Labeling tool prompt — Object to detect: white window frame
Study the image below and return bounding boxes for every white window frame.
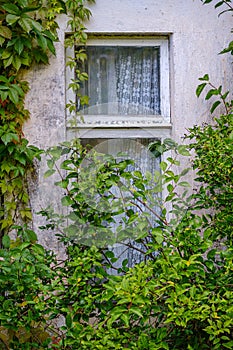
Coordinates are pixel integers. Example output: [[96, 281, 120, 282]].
[[66, 34, 172, 208], [66, 34, 171, 137]]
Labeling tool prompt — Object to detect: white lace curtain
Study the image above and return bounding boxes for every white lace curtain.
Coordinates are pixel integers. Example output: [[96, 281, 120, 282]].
[[83, 46, 160, 115]]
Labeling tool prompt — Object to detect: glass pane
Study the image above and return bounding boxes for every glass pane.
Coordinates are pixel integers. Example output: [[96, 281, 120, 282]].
[[78, 46, 160, 116], [80, 138, 161, 272]]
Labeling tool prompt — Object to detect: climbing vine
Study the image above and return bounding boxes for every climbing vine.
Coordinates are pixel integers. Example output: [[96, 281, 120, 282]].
[[0, 0, 94, 243]]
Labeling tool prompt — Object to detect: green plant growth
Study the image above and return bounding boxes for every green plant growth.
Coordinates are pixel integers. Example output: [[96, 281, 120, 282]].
[[0, 0, 232, 349], [0, 0, 66, 240], [39, 111, 232, 348]]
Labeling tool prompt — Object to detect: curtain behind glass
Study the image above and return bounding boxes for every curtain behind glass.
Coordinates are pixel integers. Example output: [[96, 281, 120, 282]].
[[80, 46, 160, 116]]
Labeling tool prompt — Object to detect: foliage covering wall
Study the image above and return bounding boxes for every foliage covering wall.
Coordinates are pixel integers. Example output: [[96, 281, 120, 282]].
[[0, 0, 232, 349]]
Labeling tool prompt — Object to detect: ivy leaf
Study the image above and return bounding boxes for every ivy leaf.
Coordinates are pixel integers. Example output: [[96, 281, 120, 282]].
[[6, 14, 20, 25], [22, 5, 42, 13], [3, 55, 13, 68], [0, 91, 8, 101], [0, 75, 9, 83], [2, 235, 10, 249], [12, 84, 24, 97], [19, 17, 33, 33], [2, 4, 20, 15], [8, 88, 19, 104], [46, 38, 56, 55], [0, 26, 12, 39], [1, 132, 19, 145], [1, 50, 11, 60], [30, 19, 43, 32], [14, 39, 24, 55], [36, 34, 47, 51], [26, 229, 37, 243], [65, 314, 73, 329], [12, 55, 22, 71]]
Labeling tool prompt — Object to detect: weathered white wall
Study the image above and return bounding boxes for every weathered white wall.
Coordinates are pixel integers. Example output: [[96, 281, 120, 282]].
[[83, 0, 232, 137], [24, 0, 233, 247]]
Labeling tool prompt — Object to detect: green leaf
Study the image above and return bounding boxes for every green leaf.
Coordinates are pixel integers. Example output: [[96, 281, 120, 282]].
[[129, 306, 143, 318], [0, 26, 12, 39], [167, 184, 174, 193], [55, 179, 69, 189], [160, 161, 167, 172], [0, 75, 9, 83], [26, 230, 37, 242], [12, 56, 22, 71], [120, 313, 129, 327], [178, 181, 190, 187], [2, 4, 20, 15], [65, 314, 73, 329], [223, 341, 233, 349], [8, 88, 19, 104], [3, 55, 13, 68], [61, 196, 73, 206], [210, 100, 221, 114], [215, 1, 224, 8], [205, 88, 219, 100], [220, 41, 233, 54], [2, 235, 10, 249], [199, 74, 209, 81], [6, 14, 20, 25], [1, 133, 19, 145], [44, 169, 56, 178], [46, 38, 56, 55], [152, 228, 164, 244], [0, 91, 8, 101], [180, 168, 190, 176], [22, 5, 42, 13], [18, 17, 33, 33], [196, 83, 207, 97], [36, 34, 47, 51], [30, 19, 43, 32], [177, 145, 190, 156], [14, 39, 24, 55]]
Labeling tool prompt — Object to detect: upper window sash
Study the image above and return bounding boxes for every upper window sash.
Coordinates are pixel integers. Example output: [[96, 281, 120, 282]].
[[66, 35, 170, 128]]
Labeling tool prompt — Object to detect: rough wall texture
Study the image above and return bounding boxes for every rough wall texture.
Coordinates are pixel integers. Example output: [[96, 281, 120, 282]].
[[23, 0, 233, 248]]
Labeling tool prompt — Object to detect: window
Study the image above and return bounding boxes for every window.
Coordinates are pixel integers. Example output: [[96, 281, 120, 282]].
[[66, 35, 170, 129], [66, 35, 171, 269], [79, 45, 160, 116]]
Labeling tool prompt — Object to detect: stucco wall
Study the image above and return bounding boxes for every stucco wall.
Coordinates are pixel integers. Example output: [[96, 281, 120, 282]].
[[23, 0, 233, 247]]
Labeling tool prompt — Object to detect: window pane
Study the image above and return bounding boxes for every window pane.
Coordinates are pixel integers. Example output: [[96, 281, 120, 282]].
[[80, 138, 161, 271], [78, 46, 160, 116]]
